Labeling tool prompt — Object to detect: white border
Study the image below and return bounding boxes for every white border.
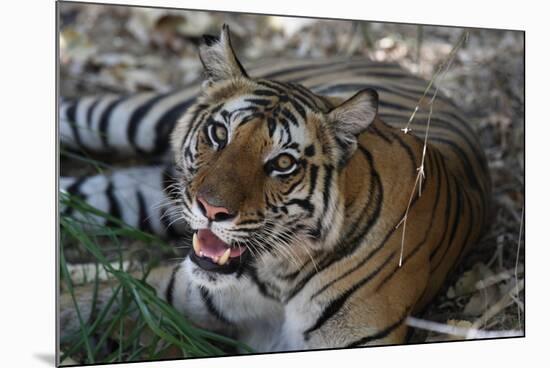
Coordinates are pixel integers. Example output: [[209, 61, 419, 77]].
[[2, 0, 547, 367]]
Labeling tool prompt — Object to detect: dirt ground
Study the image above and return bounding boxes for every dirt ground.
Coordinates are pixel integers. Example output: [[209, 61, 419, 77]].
[[59, 3, 525, 344]]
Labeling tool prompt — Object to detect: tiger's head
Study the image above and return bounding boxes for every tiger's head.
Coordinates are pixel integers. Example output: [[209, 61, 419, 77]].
[[171, 25, 378, 281]]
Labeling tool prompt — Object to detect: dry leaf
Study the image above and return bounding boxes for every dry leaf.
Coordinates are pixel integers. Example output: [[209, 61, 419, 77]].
[[463, 285, 501, 317]]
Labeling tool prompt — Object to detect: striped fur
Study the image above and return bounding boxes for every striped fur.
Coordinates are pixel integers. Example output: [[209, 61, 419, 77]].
[[60, 26, 491, 352]]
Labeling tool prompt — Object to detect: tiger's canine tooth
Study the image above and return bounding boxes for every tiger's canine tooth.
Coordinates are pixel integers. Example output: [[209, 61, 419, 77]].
[[192, 232, 201, 255], [218, 248, 231, 266]]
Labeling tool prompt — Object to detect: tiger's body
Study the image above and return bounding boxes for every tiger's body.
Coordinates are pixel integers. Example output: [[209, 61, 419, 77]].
[[60, 26, 491, 351]]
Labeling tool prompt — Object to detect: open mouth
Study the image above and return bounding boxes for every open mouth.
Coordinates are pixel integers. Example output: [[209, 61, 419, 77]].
[[190, 229, 247, 274]]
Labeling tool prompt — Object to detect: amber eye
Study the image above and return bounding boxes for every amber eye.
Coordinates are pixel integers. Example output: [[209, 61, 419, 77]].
[[207, 123, 228, 149], [269, 153, 297, 175]]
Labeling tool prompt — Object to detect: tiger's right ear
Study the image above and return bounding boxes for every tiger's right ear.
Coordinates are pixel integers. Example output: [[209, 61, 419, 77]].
[[198, 24, 248, 84], [327, 89, 379, 166]]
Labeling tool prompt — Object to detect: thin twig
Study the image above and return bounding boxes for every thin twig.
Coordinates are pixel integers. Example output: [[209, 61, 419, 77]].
[[470, 279, 524, 332], [407, 316, 523, 340]]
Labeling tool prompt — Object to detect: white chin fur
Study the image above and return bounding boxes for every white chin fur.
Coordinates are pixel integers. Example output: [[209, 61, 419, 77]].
[[183, 257, 238, 290]]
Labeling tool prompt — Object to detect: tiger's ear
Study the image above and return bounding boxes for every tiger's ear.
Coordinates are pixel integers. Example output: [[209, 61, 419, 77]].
[[327, 89, 378, 165], [198, 24, 248, 84]]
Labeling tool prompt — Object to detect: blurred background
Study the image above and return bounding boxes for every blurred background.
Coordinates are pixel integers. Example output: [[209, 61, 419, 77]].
[[58, 0, 524, 356]]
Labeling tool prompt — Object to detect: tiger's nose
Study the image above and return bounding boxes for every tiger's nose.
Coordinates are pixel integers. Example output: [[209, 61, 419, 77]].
[[197, 196, 236, 222]]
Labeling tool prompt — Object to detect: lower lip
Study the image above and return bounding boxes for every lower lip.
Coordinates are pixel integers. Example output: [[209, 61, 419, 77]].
[[190, 251, 247, 274]]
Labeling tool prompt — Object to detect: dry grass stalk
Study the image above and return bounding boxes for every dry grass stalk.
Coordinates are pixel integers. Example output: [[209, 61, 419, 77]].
[[474, 265, 523, 290], [513, 205, 524, 331], [396, 31, 469, 266]]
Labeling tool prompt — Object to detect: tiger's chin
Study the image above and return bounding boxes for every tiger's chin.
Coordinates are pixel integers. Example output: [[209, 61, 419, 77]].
[[189, 229, 249, 275]]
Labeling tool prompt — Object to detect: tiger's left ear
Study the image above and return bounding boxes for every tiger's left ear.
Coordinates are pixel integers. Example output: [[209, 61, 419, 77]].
[[198, 24, 249, 84], [327, 89, 379, 165]]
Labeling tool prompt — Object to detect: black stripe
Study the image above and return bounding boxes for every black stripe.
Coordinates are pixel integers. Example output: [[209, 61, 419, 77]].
[[307, 164, 319, 197], [281, 107, 299, 127], [245, 266, 279, 300], [429, 149, 453, 260], [345, 309, 409, 347], [344, 146, 383, 243], [381, 111, 483, 168], [256, 80, 289, 95], [136, 191, 153, 234], [160, 206, 179, 238], [97, 96, 128, 149], [303, 251, 396, 339], [313, 82, 462, 118], [199, 286, 233, 326], [252, 88, 278, 96], [429, 136, 485, 194], [382, 113, 477, 145], [314, 82, 435, 100], [268, 60, 418, 82], [127, 92, 173, 153], [374, 148, 442, 292], [281, 175, 304, 196], [238, 110, 263, 127], [286, 198, 314, 214], [179, 103, 209, 152], [65, 102, 84, 149], [378, 100, 474, 140], [320, 164, 334, 214], [284, 146, 382, 302], [368, 124, 392, 143], [152, 99, 194, 155], [275, 260, 312, 281], [287, 83, 318, 111], [310, 141, 424, 300], [266, 116, 277, 137], [294, 69, 426, 87], [86, 98, 101, 128], [261, 59, 352, 79], [165, 264, 181, 306], [389, 131, 418, 177], [431, 172, 464, 273], [304, 165, 324, 241], [290, 83, 327, 111], [289, 98, 307, 120], [450, 188, 476, 270], [65, 176, 87, 197], [105, 180, 121, 228], [63, 176, 88, 217], [245, 98, 272, 106]]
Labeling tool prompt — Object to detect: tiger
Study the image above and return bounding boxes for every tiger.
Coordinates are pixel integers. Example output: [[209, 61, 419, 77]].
[[60, 25, 491, 352]]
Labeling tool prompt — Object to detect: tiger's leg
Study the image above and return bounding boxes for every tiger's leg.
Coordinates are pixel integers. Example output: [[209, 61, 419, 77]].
[[59, 263, 238, 343], [60, 258, 286, 352], [154, 257, 286, 350], [60, 165, 188, 237], [279, 251, 431, 350]]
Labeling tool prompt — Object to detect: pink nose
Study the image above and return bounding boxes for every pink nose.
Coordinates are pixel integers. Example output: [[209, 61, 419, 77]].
[[197, 196, 232, 221]]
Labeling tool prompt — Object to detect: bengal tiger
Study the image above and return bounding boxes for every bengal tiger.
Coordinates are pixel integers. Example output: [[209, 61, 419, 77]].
[[60, 25, 491, 352]]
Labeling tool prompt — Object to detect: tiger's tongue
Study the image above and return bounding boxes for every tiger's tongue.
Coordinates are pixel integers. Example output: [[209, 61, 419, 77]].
[[197, 229, 244, 259]]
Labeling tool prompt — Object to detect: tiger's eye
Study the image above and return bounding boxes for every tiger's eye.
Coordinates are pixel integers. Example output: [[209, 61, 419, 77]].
[[274, 154, 295, 171], [208, 123, 228, 149], [214, 125, 227, 142]]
